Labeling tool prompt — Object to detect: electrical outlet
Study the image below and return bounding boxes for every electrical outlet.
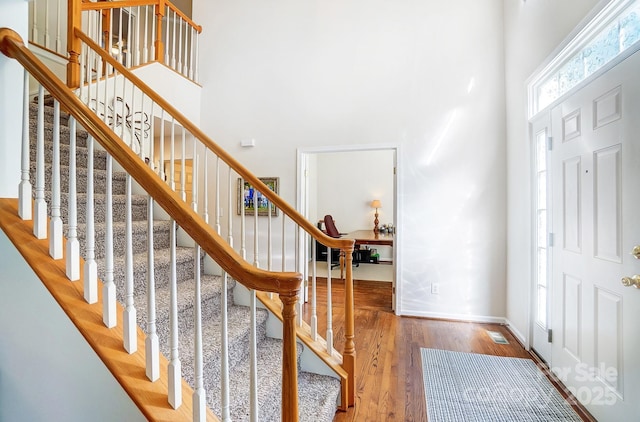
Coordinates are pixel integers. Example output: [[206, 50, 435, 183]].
[[431, 283, 440, 295]]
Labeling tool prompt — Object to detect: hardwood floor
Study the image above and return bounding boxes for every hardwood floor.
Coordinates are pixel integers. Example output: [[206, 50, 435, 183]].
[[301, 278, 584, 422]]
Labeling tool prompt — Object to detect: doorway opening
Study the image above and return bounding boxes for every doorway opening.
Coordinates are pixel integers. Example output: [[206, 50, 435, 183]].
[[297, 145, 400, 313]]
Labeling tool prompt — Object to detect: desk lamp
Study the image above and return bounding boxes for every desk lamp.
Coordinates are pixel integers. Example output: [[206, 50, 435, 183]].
[[371, 199, 382, 233]]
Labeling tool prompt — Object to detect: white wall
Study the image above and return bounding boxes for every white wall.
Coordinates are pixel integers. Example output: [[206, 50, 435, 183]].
[[314, 150, 394, 233], [133, 62, 202, 125], [194, 0, 508, 319], [0, 0, 28, 198], [0, 231, 146, 422], [503, 0, 605, 342]]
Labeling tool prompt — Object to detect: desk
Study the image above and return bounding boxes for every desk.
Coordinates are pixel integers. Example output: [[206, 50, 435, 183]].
[[338, 230, 394, 278], [343, 230, 394, 247]]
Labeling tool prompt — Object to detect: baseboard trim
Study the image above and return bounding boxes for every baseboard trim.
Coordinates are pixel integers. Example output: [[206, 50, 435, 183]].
[[401, 310, 507, 325], [504, 318, 528, 349]]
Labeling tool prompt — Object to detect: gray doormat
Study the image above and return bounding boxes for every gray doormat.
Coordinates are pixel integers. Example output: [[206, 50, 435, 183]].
[[420, 348, 582, 421]]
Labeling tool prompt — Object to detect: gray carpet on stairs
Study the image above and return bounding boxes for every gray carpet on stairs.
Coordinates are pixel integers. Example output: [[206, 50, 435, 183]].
[[30, 99, 341, 421]]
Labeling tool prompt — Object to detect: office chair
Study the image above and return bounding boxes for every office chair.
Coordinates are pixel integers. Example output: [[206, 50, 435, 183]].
[[323, 215, 359, 270]]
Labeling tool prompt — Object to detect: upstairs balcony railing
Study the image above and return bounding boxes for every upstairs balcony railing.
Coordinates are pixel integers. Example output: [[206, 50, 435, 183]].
[[29, 0, 201, 86]]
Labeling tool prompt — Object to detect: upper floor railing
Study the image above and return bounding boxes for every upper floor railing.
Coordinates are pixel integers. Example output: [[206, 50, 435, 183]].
[[29, 0, 201, 86]]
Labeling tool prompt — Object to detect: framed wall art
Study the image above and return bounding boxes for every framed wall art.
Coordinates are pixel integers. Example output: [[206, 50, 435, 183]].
[[237, 177, 279, 216]]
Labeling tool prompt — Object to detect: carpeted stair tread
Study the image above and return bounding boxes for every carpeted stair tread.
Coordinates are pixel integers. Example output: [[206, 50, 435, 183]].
[[30, 162, 128, 196], [29, 100, 72, 128], [97, 246, 198, 297], [44, 191, 148, 224], [297, 372, 341, 422], [31, 139, 108, 171], [176, 305, 270, 387], [134, 274, 234, 339], [29, 117, 89, 148], [75, 219, 172, 259]]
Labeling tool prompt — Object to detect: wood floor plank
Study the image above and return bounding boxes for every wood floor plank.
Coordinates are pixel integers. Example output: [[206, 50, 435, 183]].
[[302, 277, 593, 422]]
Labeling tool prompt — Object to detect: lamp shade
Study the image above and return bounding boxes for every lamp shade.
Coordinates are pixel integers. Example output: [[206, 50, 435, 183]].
[[371, 199, 382, 209]]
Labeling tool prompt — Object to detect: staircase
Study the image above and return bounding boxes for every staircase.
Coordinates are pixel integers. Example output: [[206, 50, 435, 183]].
[[29, 98, 341, 421]]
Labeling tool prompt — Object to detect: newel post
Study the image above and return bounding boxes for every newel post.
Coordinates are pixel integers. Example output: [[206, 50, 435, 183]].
[[154, 0, 165, 63], [343, 248, 356, 406], [280, 292, 300, 422], [66, 0, 81, 88]]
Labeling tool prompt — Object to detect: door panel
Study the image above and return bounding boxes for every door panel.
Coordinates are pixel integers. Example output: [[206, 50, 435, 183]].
[[550, 50, 640, 420], [563, 156, 582, 253]]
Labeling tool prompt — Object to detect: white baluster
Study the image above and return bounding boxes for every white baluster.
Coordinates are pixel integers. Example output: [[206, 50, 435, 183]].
[[139, 94, 146, 158], [31, 0, 38, 45], [95, 50, 103, 118], [202, 150, 209, 224], [326, 250, 334, 356], [112, 69, 118, 131], [171, 9, 177, 70], [191, 135, 197, 211], [268, 202, 273, 300], [240, 178, 246, 260], [164, 6, 169, 65], [189, 27, 195, 81], [118, 7, 123, 65], [267, 202, 272, 270], [135, 6, 141, 66], [65, 117, 80, 281], [129, 81, 136, 153], [194, 31, 199, 82], [33, 86, 47, 239], [215, 157, 221, 234], [55, 0, 62, 53], [220, 268, 231, 422], [49, 100, 62, 259], [44, 0, 50, 49], [84, 136, 98, 304], [253, 191, 259, 268], [170, 118, 175, 190], [103, 155, 117, 328], [150, 6, 156, 61], [250, 191, 259, 421], [250, 286, 258, 422], [146, 133, 160, 381], [168, 219, 182, 409], [177, 18, 183, 75], [19, 69, 32, 221], [180, 129, 186, 201], [281, 216, 286, 271], [193, 242, 205, 422], [127, 7, 133, 68], [124, 175, 137, 353], [311, 241, 318, 340], [159, 109, 165, 182], [227, 168, 234, 248], [220, 166, 234, 422], [143, 5, 149, 64], [79, 42, 86, 103], [296, 227, 303, 327]]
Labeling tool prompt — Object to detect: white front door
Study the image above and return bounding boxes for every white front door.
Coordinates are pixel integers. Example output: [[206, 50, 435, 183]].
[[550, 50, 640, 420]]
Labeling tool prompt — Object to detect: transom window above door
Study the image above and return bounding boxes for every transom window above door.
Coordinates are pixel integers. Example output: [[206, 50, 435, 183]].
[[529, 0, 640, 116]]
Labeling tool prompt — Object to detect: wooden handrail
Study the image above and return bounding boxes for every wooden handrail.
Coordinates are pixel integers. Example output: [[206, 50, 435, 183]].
[[166, 0, 202, 33], [74, 28, 354, 254], [80, 0, 202, 33], [0, 27, 301, 296], [74, 26, 357, 406]]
